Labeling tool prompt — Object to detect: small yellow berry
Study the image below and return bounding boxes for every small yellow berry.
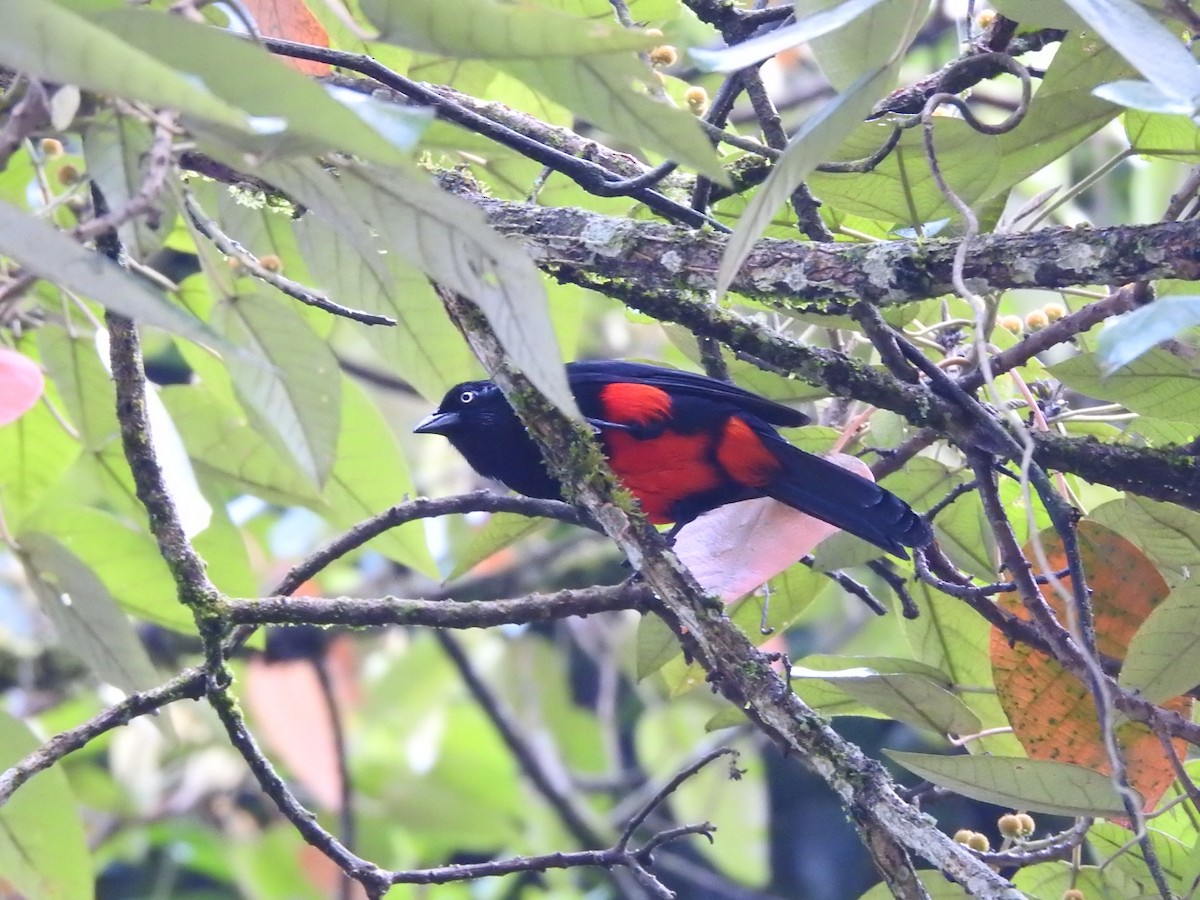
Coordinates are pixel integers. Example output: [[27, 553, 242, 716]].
[[966, 832, 990, 852], [997, 314, 1024, 334], [1062, 890, 1085, 900], [649, 45, 678, 67], [684, 86, 710, 116], [1016, 813, 1035, 835], [40, 138, 64, 157], [1044, 302, 1067, 323], [977, 9, 997, 29], [952, 829, 974, 844], [1025, 309, 1049, 331], [258, 254, 283, 273], [56, 164, 81, 186], [645, 28, 664, 39], [997, 814, 1023, 837]]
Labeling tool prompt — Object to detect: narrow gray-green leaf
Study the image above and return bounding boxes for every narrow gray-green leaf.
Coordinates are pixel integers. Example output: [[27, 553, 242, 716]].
[[1090, 496, 1200, 576], [0, 0, 250, 131], [340, 165, 579, 418], [808, 0, 929, 91], [1095, 79, 1199, 115], [791, 663, 979, 735], [717, 62, 899, 296], [447, 513, 546, 581], [1062, 0, 1200, 110], [214, 294, 341, 487], [886, 751, 1129, 817], [1120, 581, 1200, 704], [690, 0, 887, 72], [0, 200, 215, 345], [0, 711, 93, 900], [19, 534, 160, 694], [1051, 350, 1200, 423], [1096, 295, 1200, 373]]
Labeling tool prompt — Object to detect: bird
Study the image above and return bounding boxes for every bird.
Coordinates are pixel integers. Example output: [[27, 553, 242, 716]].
[[414, 360, 933, 559]]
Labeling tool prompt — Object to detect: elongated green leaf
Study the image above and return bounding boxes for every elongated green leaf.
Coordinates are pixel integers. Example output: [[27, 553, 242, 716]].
[[637, 614, 682, 680], [160, 382, 323, 506], [1090, 496, 1200, 576], [83, 111, 173, 260], [21, 505, 193, 633], [323, 378, 437, 577], [214, 294, 341, 487], [1096, 296, 1200, 373], [337, 165, 578, 418], [19, 534, 161, 694], [1062, 0, 1200, 110], [1051, 350, 1200, 424], [1120, 581, 1200, 704], [1011, 864, 1119, 900], [0, 711, 93, 900], [1089, 822, 1195, 896], [0, 201, 215, 345], [792, 660, 979, 735], [91, 9, 423, 163], [447, 513, 546, 580], [904, 582, 1024, 756], [809, 0, 929, 91], [886, 751, 1129, 817], [0, 0, 251, 131], [1125, 109, 1200, 159], [293, 215, 481, 402], [1096, 79, 1199, 115], [717, 62, 900, 295], [690, 0, 888, 72], [36, 329, 119, 452], [362, 0, 725, 181]]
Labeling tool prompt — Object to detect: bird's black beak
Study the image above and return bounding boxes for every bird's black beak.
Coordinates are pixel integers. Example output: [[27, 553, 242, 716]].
[[413, 411, 461, 435]]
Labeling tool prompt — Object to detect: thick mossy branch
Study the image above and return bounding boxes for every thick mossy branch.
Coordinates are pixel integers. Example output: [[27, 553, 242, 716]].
[[438, 289, 1023, 900], [441, 171, 1200, 312]]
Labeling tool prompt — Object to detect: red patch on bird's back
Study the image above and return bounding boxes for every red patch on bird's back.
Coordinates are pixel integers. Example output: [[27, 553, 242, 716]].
[[603, 429, 721, 523], [599, 382, 671, 426], [716, 416, 780, 487]]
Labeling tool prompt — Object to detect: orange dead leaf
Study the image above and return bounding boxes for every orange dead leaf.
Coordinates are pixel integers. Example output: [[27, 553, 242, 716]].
[[241, 0, 331, 76], [990, 521, 1189, 812]]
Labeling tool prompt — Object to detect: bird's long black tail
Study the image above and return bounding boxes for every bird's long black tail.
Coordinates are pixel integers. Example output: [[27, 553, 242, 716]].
[[765, 445, 933, 559]]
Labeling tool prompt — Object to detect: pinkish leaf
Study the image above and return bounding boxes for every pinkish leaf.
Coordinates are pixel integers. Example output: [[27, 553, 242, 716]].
[[0, 349, 44, 426]]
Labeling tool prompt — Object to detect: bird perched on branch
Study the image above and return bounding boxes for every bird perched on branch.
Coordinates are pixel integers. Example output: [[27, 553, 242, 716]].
[[415, 360, 932, 559]]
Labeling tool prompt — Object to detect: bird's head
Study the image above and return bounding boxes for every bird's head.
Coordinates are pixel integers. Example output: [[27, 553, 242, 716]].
[[413, 379, 506, 436]]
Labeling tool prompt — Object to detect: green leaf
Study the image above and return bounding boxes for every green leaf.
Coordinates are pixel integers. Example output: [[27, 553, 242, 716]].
[[362, 0, 725, 181], [213, 294, 342, 487], [322, 378, 437, 577], [792, 657, 980, 735], [690, 0, 888, 72], [337, 165, 578, 418], [0, 710, 93, 900], [1120, 581, 1200, 704], [1125, 109, 1200, 159], [1090, 496, 1200, 576], [293, 214, 481, 402], [808, 0, 928, 91], [855, 872, 970, 899], [21, 505, 193, 633], [18, 533, 161, 693], [885, 751, 1129, 817], [1096, 296, 1200, 373], [36, 329, 119, 453], [160, 380, 322, 507], [808, 118, 1002, 228], [1051, 350, 1200, 423], [0, 200, 215, 346], [83, 111, 173, 260], [0, 0, 251, 132], [904, 581, 1024, 756], [636, 614, 682, 680], [1012, 864, 1121, 900], [90, 9, 420, 163], [1089, 822, 1195, 896], [447, 513, 546, 580], [1061, 0, 1200, 110], [717, 61, 902, 295]]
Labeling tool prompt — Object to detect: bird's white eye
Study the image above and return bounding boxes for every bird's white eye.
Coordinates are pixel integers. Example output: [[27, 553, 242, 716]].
[[459, 389, 477, 404]]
